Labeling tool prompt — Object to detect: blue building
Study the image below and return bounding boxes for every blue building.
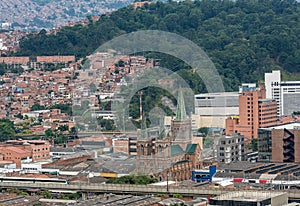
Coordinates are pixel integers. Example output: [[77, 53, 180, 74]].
[[191, 165, 216, 182]]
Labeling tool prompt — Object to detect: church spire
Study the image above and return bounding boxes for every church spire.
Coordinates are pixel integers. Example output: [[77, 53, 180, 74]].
[[158, 117, 166, 140], [140, 113, 148, 139], [175, 88, 187, 121]]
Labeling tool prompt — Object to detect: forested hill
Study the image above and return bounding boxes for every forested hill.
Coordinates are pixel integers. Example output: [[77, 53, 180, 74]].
[[17, 0, 300, 91]]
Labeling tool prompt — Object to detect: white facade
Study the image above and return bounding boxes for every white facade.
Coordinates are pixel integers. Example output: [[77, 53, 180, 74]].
[[92, 110, 116, 120], [265, 70, 300, 116], [215, 134, 244, 164], [21, 160, 53, 174], [195, 92, 239, 116], [0, 162, 17, 174], [194, 92, 239, 128]]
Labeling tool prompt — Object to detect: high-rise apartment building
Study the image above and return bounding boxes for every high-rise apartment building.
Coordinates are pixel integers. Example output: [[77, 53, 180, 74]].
[[258, 122, 300, 163], [226, 84, 278, 142], [265, 70, 300, 117], [215, 133, 244, 164]]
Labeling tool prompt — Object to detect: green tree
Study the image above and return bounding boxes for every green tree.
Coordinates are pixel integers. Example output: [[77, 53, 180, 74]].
[[44, 128, 54, 139], [89, 82, 97, 93], [49, 104, 72, 116], [0, 118, 16, 142], [31, 104, 46, 111], [70, 127, 77, 137], [251, 138, 258, 152], [198, 127, 209, 136], [107, 174, 158, 185], [38, 190, 52, 199], [58, 125, 69, 132]]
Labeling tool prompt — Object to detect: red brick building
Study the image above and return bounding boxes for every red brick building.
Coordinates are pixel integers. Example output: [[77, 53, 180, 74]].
[[0, 140, 51, 168], [36, 55, 75, 63], [226, 84, 278, 142], [0, 146, 31, 168], [0, 56, 29, 65], [258, 122, 300, 162]]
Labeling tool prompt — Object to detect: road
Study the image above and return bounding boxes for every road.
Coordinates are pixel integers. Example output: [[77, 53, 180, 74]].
[[1, 182, 300, 199]]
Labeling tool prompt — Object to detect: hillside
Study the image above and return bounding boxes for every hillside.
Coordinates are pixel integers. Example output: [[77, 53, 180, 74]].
[[0, 0, 133, 30], [17, 0, 300, 92]]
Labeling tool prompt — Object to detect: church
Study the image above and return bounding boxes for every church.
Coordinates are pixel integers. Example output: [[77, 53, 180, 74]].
[[136, 90, 202, 181]]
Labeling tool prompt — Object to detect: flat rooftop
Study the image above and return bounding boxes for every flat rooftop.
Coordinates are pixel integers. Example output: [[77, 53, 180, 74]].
[[260, 122, 300, 130], [195, 92, 239, 97], [212, 191, 286, 202]]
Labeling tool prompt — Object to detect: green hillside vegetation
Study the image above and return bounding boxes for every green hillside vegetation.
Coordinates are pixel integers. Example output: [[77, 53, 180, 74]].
[[15, 0, 300, 126], [18, 0, 300, 89]]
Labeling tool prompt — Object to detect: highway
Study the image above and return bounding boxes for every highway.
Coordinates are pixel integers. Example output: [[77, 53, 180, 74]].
[[1, 182, 300, 199]]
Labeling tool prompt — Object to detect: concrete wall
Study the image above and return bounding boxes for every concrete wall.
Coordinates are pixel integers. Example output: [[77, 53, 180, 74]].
[[271, 192, 288, 206], [198, 115, 227, 128]]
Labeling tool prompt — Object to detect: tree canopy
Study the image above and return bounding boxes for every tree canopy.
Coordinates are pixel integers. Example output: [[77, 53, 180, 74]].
[[0, 118, 16, 142], [15, 0, 300, 126], [18, 0, 300, 92], [106, 174, 158, 185]]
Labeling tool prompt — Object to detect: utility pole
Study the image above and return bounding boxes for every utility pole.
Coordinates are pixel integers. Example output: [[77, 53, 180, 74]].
[[139, 91, 143, 123], [167, 170, 169, 194]]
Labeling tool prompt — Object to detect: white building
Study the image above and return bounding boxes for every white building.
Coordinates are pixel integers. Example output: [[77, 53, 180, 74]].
[[214, 133, 244, 164], [265, 70, 300, 116], [194, 92, 239, 128]]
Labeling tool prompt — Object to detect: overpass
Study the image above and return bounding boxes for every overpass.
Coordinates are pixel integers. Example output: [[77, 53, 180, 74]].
[[1, 182, 300, 199]]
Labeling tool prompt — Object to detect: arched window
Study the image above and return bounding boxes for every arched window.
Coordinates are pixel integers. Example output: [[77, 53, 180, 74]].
[[140, 144, 144, 155], [158, 145, 162, 153]]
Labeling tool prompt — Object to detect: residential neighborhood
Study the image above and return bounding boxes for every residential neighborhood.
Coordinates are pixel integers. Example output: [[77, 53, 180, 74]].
[[0, 0, 300, 205]]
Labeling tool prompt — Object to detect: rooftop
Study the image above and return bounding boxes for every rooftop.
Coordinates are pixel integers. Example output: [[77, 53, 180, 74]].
[[185, 144, 197, 153], [170, 145, 184, 156], [211, 191, 286, 202], [260, 122, 300, 130], [195, 92, 239, 97], [6, 147, 30, 154]]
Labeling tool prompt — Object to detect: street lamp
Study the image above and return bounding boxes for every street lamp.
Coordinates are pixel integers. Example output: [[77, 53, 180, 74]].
[[166, 170, 171, 194]]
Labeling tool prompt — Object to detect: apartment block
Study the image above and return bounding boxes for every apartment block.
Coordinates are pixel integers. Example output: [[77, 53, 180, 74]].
[[36, 55, 75, 63], [0, 140, 51, 168], [132, 1, 153, 9], [0, 56, 30, 65], [226, 84, 278, 142], [265, 70, 300, 116], [0, 146, 31, 168], [112, 136, 137, 156], [215, 133, 244, 164], [258, 122, 300, 163]]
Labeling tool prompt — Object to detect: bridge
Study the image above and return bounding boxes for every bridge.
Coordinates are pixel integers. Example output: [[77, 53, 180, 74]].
[[1, 182, 300, 199]]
